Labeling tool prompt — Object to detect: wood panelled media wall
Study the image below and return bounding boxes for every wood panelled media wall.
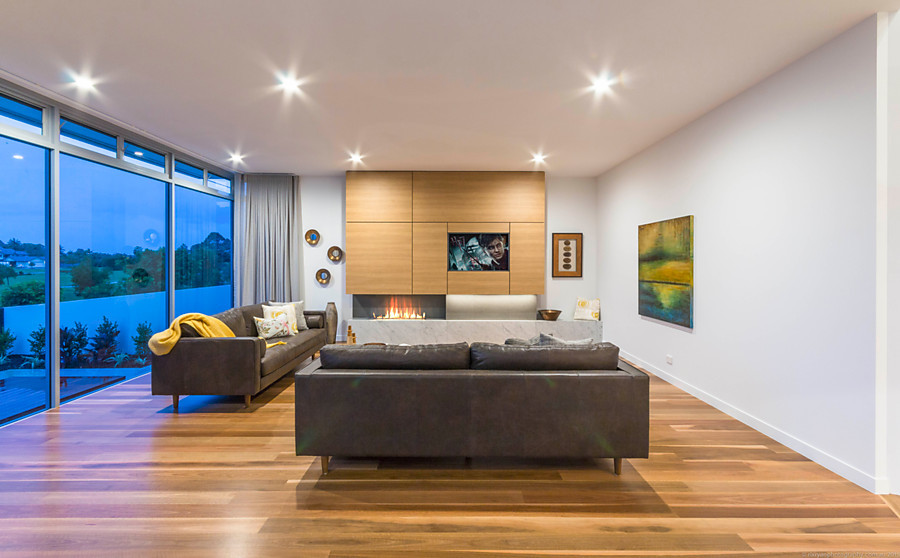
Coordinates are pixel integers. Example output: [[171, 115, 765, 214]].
[[346, 171, 545, 295]]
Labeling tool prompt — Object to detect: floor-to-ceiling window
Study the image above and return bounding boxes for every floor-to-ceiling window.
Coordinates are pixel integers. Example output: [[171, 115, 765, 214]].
[[174, 186, 233, 316], [0, 134, 48, 424], [0, 85, 235, 426], [58, 154, 168, 399]]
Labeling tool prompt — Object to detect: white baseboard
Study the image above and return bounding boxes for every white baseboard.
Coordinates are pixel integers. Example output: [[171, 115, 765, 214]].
[[619, 350, 888, 493]]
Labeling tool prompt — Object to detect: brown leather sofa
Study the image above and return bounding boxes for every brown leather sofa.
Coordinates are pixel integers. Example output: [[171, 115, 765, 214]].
[[152, 303, 327, 412], [295, 341, 649, 475]]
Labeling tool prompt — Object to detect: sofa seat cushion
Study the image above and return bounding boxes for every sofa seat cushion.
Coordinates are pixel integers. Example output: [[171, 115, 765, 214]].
[[470, 342, 619, 370], [320, 342, 470, 370], [261, 329, 325, 376]]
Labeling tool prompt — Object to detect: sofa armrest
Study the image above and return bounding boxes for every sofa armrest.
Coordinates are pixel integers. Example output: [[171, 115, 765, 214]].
[[151, 336, 265, 396], [304, 310, 326, 329], [295, 357, 322, 377]]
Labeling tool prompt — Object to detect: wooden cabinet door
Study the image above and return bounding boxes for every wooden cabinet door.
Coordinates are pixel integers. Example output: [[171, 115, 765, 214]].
[[413, 223, 447, 294], [509, 222, 545, 294], [447, 272, 509, 295], [346, 222, 412, 294], [346, 171, 412, 222], [413, 172, 544, 223]]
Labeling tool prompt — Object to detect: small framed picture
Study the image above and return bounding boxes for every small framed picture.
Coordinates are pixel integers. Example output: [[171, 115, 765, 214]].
[[552, 233, 582, 277]]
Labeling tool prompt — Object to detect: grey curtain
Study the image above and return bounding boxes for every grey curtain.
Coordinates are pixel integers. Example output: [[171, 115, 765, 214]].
[[237, 174, 303, 304]]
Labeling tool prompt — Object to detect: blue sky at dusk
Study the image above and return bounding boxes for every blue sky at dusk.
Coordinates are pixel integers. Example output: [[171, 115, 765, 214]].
[[0, 137, 46, 245], [0, 136, 230, 254]]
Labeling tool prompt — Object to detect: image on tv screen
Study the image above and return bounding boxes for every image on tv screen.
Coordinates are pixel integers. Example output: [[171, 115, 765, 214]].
[[448, 233, 509, 271]]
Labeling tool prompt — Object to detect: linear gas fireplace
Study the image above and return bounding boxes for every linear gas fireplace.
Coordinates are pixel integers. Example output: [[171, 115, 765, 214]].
[[352, 295, 447, 320]]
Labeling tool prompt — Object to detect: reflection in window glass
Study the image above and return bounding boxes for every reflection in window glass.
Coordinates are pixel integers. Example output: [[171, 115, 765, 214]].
[[207, 172, 231, 194], [59, 154, 166, 401], [174, 187, 232, 316], [60, 119, 117, 158], [0, 94, 42, 135], [124, 142, 165, 172], [0, 136, 48, 425], [174, 160, 203, 185]]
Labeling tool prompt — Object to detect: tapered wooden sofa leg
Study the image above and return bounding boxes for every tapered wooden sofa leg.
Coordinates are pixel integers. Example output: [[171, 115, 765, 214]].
[[172, 395, 179, 413], [614, 457, 623, 475], [321, 456, 330, 475], [244, 394, 251, 408]]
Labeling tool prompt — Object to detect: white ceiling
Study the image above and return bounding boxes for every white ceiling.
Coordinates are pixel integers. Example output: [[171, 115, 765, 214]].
[[1, 0, 898, 177]]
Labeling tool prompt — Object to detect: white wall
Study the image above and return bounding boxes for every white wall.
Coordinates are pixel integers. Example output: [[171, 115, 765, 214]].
[[595, 18, 879, 490], [542, 176, 600, 319], [299, 176, 351, 341], [883, 11, 900, 495]]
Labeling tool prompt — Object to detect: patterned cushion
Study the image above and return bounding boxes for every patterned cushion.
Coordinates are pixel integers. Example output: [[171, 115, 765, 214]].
[[268, 301, 309, 331], [574, 297, 600, 320], [262, 304, 299, 335], [253, 315, 291, 340]]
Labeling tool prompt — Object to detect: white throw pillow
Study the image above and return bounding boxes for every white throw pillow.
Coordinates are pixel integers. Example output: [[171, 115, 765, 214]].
[[253, 315, 291, 339], [262, 304, 299, 334], [268, 300, 309, 331], [573, 297, 600, 321]]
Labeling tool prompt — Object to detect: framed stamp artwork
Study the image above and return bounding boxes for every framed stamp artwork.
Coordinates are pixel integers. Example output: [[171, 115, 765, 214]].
[[552, 233, 582, 277]]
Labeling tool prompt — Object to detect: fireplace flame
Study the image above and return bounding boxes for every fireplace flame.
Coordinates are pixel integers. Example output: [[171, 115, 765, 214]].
[[373, 296, 426, 320]]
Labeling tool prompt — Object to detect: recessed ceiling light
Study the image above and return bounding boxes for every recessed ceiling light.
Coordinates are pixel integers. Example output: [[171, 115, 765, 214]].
[[348, 152, 364, 164], [228, 153, 244, 164], [71, 73, 97, 91], [12, 154, 23, 160], [277, 72, 303, 93], [134, 151, 144, 157], [590, 73, 618, 95], [531, 152, 546, 164]]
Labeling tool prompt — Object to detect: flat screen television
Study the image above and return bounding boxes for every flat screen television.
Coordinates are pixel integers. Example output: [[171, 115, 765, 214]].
[[448, 233, 509, 271]]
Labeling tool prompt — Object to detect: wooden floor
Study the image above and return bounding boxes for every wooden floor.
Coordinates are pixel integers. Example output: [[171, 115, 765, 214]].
[[0, 364, 898, 557]]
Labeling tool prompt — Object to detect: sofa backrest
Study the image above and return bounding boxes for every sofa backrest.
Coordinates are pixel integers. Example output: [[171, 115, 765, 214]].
[[320, 343, 470, 369], [212, 306, 250, 337], [469, 342, 620, 370]]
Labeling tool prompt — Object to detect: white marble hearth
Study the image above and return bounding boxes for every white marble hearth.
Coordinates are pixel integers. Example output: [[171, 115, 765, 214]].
[[347, 319, 602, 345]]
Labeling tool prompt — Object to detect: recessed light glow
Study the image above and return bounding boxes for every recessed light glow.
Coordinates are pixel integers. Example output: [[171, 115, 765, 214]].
[[228, 153, 244, 164], [348, 152, 364, 164], [590, 73, 618, 95], [12, 154, 23, 160], [71, 73, 97, 91], [531, 152, 546, 164], [277, 72, 303, 93], [133, 151, 144, 157]]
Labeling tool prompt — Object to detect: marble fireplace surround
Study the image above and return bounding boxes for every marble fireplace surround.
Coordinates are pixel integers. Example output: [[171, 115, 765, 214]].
[[347, 318, 603, 345], [348, 294, 602, 345]]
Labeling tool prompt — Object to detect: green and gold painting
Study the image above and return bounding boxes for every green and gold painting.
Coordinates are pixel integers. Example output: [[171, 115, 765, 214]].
[[638, 215, 693, 328]]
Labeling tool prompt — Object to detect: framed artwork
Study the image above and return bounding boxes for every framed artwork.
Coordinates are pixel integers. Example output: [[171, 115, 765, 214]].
[[638, 215, 693, 328], [552, 233, 582, 277]]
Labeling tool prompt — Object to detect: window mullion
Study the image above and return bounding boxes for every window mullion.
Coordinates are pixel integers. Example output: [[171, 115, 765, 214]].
[[46, 106, 61, 409]]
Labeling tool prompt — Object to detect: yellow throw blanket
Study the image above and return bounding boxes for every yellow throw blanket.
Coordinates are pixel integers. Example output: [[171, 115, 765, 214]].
[[149, 313, 235, 356]]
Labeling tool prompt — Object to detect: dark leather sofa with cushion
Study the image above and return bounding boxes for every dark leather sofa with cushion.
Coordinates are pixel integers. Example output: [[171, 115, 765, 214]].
[[152, 303, 327, 412], [295, 341, 649, 475]]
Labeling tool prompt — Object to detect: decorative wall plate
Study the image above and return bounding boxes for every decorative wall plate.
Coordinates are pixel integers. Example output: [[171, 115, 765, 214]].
[[327, 246, 343, 262], [305, 229, 320, 245], [315, 268, 331, 285]]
